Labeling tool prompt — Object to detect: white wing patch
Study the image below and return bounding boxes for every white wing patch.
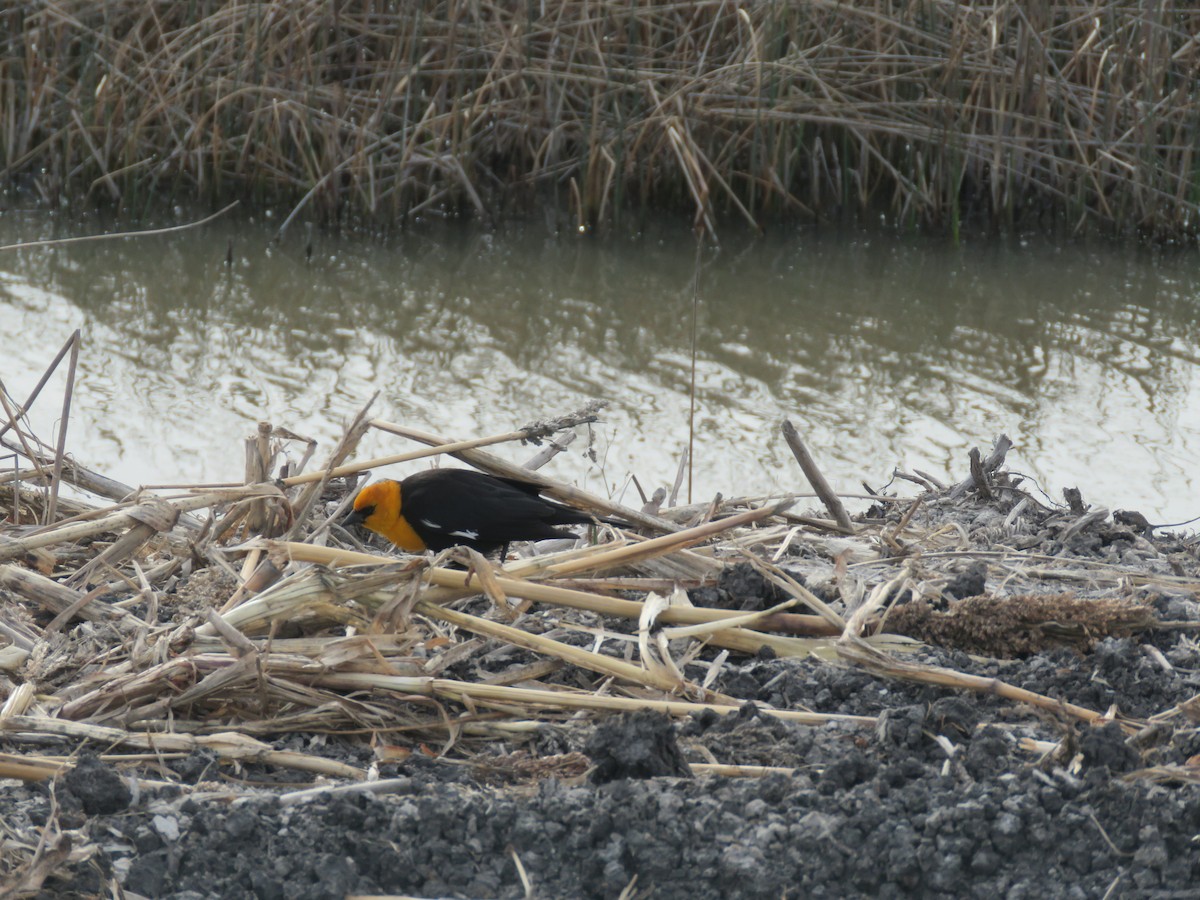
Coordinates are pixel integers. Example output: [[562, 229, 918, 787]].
[[422, 518, 480, 541]]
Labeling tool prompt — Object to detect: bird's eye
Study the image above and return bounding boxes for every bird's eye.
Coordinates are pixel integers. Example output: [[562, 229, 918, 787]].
[[360, 505, 376, 517]]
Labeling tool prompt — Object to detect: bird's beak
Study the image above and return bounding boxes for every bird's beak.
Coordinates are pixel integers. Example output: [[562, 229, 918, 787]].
[[343, 508, 367, 528]]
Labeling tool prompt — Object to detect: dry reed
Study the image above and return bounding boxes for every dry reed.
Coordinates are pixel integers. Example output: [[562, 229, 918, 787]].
[[0, 342, 1183, 801], [2, 2, 1199, 235]]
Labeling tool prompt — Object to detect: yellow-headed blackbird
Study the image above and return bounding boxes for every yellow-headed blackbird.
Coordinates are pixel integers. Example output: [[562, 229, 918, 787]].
[[343, 468, 600, 555]]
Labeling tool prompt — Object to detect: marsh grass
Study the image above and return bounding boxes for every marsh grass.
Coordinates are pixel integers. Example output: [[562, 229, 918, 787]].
[[2, 3, 1199, 233]]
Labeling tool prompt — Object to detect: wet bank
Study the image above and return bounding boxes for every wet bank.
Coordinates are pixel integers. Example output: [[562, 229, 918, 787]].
[[3, 431, 1200, 898]]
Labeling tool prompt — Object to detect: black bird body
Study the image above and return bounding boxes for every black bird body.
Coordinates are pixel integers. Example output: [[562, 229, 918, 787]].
[[344, 468, 597, 555]]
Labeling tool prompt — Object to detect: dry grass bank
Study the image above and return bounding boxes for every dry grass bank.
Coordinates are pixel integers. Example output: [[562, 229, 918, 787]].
[[1, 1, 1198, 235]]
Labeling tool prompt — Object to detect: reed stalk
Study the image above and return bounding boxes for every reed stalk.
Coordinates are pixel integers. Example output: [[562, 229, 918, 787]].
[[1, 2, 1197, 234], [0, 351, 1168, 792]]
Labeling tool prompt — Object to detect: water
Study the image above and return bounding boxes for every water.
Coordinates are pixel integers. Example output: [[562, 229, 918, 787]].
[[2, 209, 1199, 522]]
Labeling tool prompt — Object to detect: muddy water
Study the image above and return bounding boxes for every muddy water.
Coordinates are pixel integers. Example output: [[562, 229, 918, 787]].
[[1, 210, 1199, 521]]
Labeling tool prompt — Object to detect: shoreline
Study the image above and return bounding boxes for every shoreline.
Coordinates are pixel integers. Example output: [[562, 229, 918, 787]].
[[2, 405, 1199, 894], [3, 2, 1199, 238]]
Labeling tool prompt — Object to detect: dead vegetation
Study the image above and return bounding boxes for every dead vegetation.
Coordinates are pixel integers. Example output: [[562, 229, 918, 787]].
[[4, 336, 1200, 888], [2, 2, 1200, 235], [888, 592, 1157, 657], [1, 337, 1196, 800]]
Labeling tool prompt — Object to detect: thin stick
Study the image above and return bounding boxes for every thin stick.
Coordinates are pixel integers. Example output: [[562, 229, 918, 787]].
[[0, 202, 240, 253], [837, 635, 1117, 728], [0, 333, 79, 444], [533, 498, 793, 578], [44, 330, 80, 526], [835, 570, 1119, 728], [688, 238, 702, 505], [0, 715, 364, 780], [283, 406, 598, 488], [781, 419, 854, 532], [690, 763, 798, 777], [317, 673, 876, 728], [280, 424, 532, 486], [283, 395, 376, 541]]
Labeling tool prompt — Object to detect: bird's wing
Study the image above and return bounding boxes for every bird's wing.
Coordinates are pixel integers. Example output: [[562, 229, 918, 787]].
[[405, 472, 584, 545]]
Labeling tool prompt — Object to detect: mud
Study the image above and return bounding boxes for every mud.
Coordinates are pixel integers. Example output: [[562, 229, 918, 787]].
[[7, 629, 1200, 899]]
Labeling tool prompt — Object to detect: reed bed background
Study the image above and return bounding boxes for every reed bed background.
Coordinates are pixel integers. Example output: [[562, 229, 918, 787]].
[[2, 1, 1199, 235]]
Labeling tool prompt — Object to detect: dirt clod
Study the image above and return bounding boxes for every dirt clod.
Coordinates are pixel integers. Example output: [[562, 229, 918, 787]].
[[586, 709, 693, 782], [63, 752, 131, 816]]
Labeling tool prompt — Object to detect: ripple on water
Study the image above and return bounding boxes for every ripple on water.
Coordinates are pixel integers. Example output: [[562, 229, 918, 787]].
[[1, 219, 1199, 521]]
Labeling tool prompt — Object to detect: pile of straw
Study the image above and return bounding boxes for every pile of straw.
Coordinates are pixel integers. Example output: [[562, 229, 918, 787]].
[[2, 339, 1186, 803], [2, 2, 1199, 234]]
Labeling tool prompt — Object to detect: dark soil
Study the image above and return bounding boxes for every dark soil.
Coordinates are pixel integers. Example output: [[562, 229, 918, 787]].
[[6, 628, 1200, 898], [49, 738, 1200, 899]]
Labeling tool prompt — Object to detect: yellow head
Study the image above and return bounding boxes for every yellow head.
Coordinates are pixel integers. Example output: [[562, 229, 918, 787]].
[[344, 480, 427, 552]]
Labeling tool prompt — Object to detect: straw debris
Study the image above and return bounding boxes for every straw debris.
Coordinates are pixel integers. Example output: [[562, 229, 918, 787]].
[[3, 344, 1200, 895], [888, 592, 1157, 658]]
